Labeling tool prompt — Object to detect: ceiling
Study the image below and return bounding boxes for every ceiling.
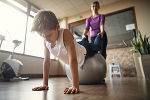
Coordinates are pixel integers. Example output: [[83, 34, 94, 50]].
[[25, 0, 121, 19]]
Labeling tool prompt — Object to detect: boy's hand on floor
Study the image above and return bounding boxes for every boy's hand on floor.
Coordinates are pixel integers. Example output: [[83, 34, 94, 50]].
[[32, 86, 49, 91], [64, 87, 80, 94]]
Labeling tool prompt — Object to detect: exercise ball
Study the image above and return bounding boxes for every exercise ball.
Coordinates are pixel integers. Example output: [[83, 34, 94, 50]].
[[65, 53, 106, 84]]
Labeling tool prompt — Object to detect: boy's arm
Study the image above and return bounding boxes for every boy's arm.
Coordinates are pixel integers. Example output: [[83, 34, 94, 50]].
[[63, 29, 79, 94], [32, 40, 50, 91], [43, 40, 50, 86]]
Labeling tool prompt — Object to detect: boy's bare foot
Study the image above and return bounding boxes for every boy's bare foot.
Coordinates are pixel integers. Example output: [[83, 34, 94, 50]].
[[64, 87, 80, 94], [32, 86, 49, 91]]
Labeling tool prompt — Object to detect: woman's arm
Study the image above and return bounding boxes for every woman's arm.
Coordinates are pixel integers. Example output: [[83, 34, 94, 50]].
[[99, 15, 105, 38], [100, 25, 104, 38], [83, 18, 90, 37], [83, 29, 89, 37], [32, 40, 50, 91], [63, 29, 79, 94]]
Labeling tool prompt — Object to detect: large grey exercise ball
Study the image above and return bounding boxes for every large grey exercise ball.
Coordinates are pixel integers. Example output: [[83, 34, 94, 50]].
[[65, 53, 106, 84]]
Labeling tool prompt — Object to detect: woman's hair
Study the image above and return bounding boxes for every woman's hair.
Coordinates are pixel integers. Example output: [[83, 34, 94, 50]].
[[92, 1, 100, 8], [31, 10, 59, 33]]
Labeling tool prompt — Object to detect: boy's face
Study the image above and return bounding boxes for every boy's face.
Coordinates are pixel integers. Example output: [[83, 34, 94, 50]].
[[40, 24, 60, 44], [41, 28, 58, 44]]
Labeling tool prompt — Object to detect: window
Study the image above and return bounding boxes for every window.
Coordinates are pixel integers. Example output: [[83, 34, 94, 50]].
[[0, 1, 26, 53]]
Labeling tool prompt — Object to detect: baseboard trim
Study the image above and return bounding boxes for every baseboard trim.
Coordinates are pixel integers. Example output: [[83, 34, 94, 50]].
[[0, 74, 67, 78], [21, 74, 67, 78]]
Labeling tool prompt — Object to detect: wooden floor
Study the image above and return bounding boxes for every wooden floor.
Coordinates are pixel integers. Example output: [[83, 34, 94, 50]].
[[0, 77, 150, 100]]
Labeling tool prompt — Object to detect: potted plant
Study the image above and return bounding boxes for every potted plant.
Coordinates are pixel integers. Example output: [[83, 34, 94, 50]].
[[131, 31, 150, 81]]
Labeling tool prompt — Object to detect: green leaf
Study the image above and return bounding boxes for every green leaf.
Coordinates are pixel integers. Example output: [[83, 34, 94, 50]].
[[131, 30, 150, 55]]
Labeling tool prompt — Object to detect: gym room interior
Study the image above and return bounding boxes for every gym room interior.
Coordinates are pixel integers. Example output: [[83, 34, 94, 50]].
[[0, 0, 150, 100]]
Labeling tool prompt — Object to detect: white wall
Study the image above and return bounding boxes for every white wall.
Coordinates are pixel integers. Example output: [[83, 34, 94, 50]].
[[0, 51, 66, 75]]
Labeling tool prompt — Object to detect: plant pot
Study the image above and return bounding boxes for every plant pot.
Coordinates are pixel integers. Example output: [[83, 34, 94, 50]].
[[133, 53, 150, 81], [133, 53, 144, 79], [139, 54, 150, 81]]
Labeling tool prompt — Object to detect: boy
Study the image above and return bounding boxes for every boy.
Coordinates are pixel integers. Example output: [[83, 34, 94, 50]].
[[31, 10, 98, 94]]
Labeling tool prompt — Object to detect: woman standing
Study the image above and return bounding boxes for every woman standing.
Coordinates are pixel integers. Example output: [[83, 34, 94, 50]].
[[83, 1, 108, 59]]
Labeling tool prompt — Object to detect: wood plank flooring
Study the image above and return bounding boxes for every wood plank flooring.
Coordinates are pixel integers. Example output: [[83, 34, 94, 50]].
[[0, 77, 150, 100]]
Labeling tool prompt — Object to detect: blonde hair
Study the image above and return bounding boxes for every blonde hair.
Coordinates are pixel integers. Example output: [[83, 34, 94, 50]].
[[31, 10, 59, 33]]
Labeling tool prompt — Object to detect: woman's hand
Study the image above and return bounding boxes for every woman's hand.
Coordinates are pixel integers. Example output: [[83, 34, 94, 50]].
[[83, 30, 89, 37], [32, 86, 49, 91], [99, 32, 104, 38], [100, 25, 104, 38], [64, 86, 80, 94]]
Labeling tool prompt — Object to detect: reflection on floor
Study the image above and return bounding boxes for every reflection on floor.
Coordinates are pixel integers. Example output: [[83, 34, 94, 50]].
[[0, 77, 150, 100]]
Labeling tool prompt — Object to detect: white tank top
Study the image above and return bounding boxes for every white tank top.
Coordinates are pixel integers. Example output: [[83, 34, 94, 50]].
[[46, 28, 87, 68]]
